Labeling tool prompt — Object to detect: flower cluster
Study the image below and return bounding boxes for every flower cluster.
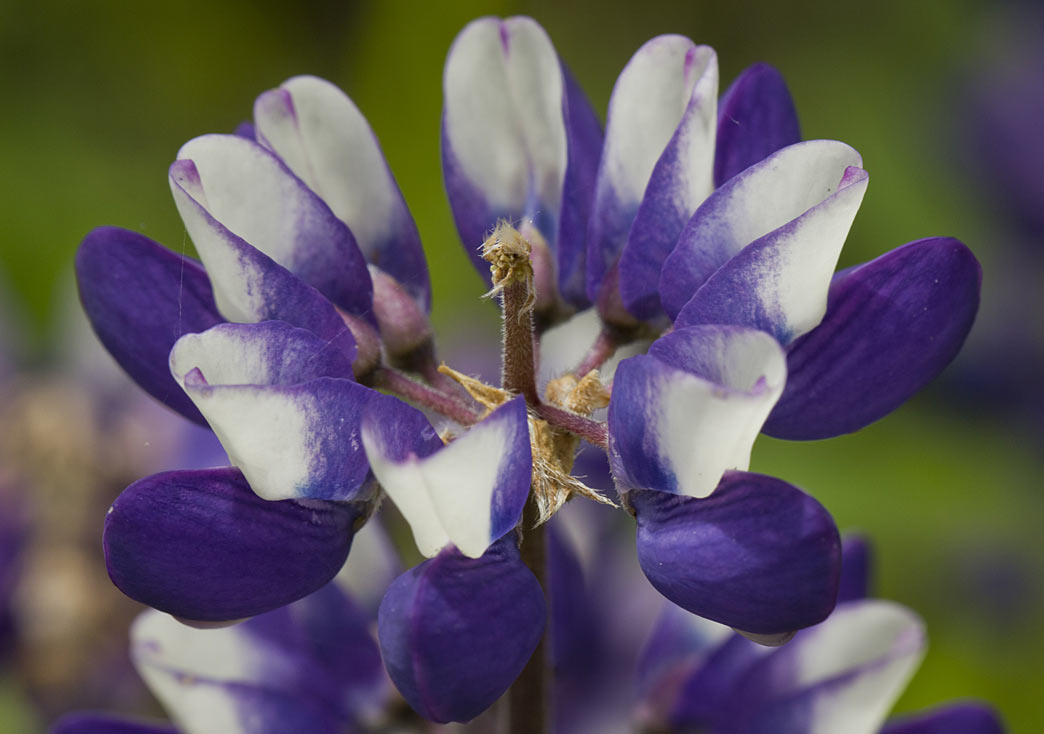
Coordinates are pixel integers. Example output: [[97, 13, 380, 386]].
[[72, 14, 982, 732]]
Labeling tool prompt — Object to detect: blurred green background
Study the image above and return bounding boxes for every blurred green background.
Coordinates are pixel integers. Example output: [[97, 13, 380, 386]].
[[1, 0, 1041, 730]]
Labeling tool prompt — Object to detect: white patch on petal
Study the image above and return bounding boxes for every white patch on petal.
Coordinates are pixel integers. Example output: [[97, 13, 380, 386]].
[[601, 37, 716, 207], [169, 171, 267, 323], [654, 330, 785, 498], [361, 425, 450, 558], [175, 135, 316, 273], [363, 409, 519, 559], [256, 76, 408, 264], [538, 308, 650, 387], [171, 332, 320, 501], [444, 16, 567, 214], [421, 416, 508, 558], [132, 610, 283, 734], [793, 601, 925, 734]]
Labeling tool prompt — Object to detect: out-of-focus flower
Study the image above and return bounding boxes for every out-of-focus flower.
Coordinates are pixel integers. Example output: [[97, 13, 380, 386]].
[[631, 538, 1006, 734]]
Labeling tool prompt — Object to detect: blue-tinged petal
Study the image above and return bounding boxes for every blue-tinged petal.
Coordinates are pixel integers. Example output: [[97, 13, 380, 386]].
[[131, 584, 385, 732], [726, 600, 925, 734], [763, 237, 981, 440], [334, 519, 404, 617], [714, 63, 801, 187], [664, 140, 867, 333], [636, 603, 751, 730], [587, 36, 717, 308], [556, 68, 603, 307], [548, 521, 601, 682], [839, 535, 873, 603], [629, 471, 841, 634], [363, 395, 531, 558], [75, 227, 223, 424], [609, 325, 786, 499], [377, 537, 545, 724], [104, 467, 362, 621], [169, 157, 361, 348], [170, 322, 377, 502], [51, 713, 179, 734], [881, 702, 1006, 734], [170, 134, 373, 321], [443, 16, 591, 290], [254, 75, 430, 311]]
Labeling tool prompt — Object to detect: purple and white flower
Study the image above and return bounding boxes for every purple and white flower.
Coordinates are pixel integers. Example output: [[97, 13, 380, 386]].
[[71, 12, 985, 729]]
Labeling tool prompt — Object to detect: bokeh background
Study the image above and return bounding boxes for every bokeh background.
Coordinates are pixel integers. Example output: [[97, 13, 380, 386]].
[[1, 0, 1042, 730]]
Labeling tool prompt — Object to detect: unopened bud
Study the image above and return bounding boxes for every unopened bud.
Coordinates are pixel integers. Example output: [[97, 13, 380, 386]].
[[338, 310, 382, 379]]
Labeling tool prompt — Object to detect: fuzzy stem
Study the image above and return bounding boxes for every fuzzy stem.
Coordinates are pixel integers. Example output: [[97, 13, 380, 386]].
[[508, 498, 548, 734], [368, 367, 482, 425], [574, 327, 622, 377], [535, 403, 609, 450], [500, 278, 539, 405]]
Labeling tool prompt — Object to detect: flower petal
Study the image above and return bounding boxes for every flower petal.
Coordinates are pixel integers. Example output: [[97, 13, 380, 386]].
[[714, 63, 801, 187], [839, 535, 873, 603], [609, 325, 786, 499], [104, 467, 362, 621], [51, 714, 179, 734], [170, 322, 375, 502], [727, 600, 925, 734], [442, 17, 583, 284], [763, 237, 982, 439], [673, 171, 870, 344], [170, 134, 373, 321], [254, 75, 430, 310], [377, 537, 545, 723], [630, 471, 841, 634], [169, 158, 360, 348], [881, 703, 1005, 734], [75, 227, 223, 424], [665, 141, 867, 338], [587, 36, 717, 306], [363, 395, 532, 558], [131, 584, 385, 731]]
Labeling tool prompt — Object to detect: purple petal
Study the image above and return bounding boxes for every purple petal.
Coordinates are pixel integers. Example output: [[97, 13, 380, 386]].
[[588, 36, 718, 306], [442, 17, 574, 285], [104, 467, 363, 621], [131, 584, 385, 730], [609, 326, 786, 499], [51, 714, 179, 734], [171, 134, 373, 320], [171, 322, 376, 502], [170, 158, 361, 349], [377, 537, 546, 723], [630, 471, 841, 634], [254, 76, 430, 311], [882, 703, 1006, 734], [548, 521, 601, 681], [714, 63, 801, 187], [363, 395, 532, 558], [726, 600, 925, 734], [838, 535, 873, 603], [665, 141, 867, 335], [763, 237, 982, 439], [636, 603, 751, 729], [75, 227, 223, 424], [556, 66, 603, 308]]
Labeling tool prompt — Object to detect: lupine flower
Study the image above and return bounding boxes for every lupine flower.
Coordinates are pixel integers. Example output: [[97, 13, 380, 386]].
[[73, 13, 982, 728], [51, 580, 391, 734], [632, 537, 1006, 734]]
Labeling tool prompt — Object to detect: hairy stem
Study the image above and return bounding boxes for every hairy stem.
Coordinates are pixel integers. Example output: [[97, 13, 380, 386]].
[[500, 278, 539, 404], [368, 367, 482, 425], [535, 403, 609, 450]]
